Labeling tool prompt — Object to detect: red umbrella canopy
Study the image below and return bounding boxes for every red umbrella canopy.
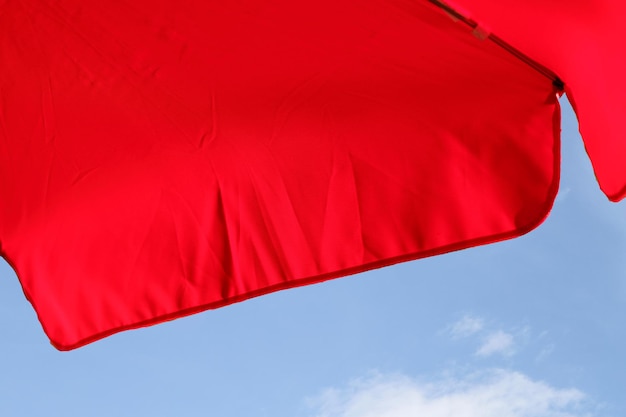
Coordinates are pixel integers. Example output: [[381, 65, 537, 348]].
[[449, 0, 626, 201], [0, 0, 619, 350]]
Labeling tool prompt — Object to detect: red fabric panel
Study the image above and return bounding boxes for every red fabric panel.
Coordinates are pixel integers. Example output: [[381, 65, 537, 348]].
[[451, 0, 626, 201], [0, 0, 560, 349]]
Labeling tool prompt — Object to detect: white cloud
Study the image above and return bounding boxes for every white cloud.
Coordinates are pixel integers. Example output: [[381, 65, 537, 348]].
[[306, 369, 589, 417], [445, 316, 552, 361], [476, 330, 515, 357], [448, 315, 484, 339]]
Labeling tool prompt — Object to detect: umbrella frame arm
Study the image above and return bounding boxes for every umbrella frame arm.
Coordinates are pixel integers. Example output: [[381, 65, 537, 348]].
[[427, 0, 565, 91]]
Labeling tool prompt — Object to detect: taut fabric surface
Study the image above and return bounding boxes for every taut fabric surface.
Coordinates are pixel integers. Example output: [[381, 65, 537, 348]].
[[0, 0, 560, 349]]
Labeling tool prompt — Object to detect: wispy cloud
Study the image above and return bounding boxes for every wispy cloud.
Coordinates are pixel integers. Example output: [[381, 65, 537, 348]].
[[444, 315, 535, 358], [306, 369, 589, 417], [536, 343, 556, 362], [447, 314, 484, 339], [556, 186, 572, 203], [476, 330, 516, 357]]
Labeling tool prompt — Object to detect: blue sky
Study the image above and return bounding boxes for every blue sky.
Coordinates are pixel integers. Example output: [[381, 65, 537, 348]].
[[1, 97, 625, 416]]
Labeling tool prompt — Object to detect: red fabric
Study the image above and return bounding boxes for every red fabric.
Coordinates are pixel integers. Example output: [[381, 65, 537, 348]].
[[452, 0, 626, 201], [0, 0, 560, 349]]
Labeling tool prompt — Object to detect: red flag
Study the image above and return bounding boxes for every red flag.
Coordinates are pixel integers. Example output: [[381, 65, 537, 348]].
[[0, 0, 572, 349]]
